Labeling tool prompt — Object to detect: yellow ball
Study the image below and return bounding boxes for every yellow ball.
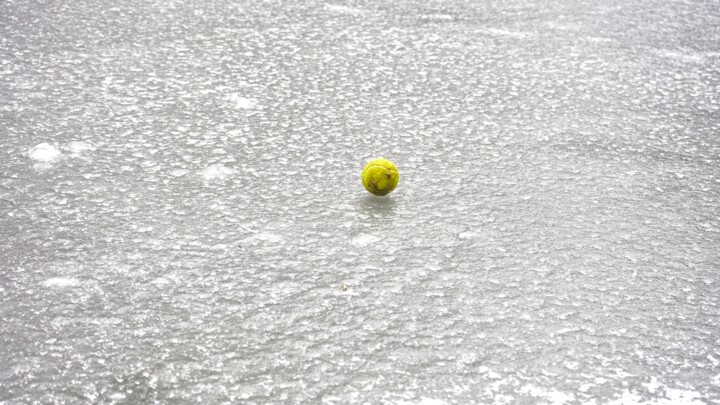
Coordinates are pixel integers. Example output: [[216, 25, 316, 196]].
[[362, 158, 399, 196]]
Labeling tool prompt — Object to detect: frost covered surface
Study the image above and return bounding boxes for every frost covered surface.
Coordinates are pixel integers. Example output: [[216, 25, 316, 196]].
[[1, 0, 720, 403]]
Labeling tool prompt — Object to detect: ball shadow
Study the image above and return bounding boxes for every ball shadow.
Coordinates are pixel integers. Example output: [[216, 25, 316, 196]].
[[359, 194, 396, 216]]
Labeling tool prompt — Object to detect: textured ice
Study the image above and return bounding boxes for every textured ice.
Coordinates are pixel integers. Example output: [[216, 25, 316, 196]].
[[2, 0, 720, 403]]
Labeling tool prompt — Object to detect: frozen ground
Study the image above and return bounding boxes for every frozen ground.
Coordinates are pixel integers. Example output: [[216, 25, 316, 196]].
[[2, 0, 720, 403]]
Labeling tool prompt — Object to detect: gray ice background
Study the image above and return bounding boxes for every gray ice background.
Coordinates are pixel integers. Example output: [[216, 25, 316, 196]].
[[2, 0, 720, 403]]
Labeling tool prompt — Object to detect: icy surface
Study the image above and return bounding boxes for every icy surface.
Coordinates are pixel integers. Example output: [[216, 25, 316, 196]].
[[1, 0, 720, 403]]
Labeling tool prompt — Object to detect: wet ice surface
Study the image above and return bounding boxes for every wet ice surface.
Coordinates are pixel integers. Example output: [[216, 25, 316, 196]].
[[1, 0, 720, 403]]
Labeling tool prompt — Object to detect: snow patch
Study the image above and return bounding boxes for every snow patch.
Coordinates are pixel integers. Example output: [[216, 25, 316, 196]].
[[520, 384, 574, 404], [151, 277, 172, 286], [228, 94, 258, 109], [351, 234, 381, 247], [201, 164, 235, 180], [643, 377, 661, 394], [483, 28, 529, 39], [397, 398, 447, 405], [420, 13, 455, 22], [43, 277, 80, 287], [607, 386, 704, 405], [418, 398, 448, 405], [64, 141, 95, 155], [459, 231, 479, 240], [477, 366, 501, 379], [28, 143, 62, 162], [251, 233, 283, 243], [650, 48, 705, 64], [665, 388, 704, 405], [241, 232, 284, 245], [326, 4, 366, 14], [28, 141, 94, 168]]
